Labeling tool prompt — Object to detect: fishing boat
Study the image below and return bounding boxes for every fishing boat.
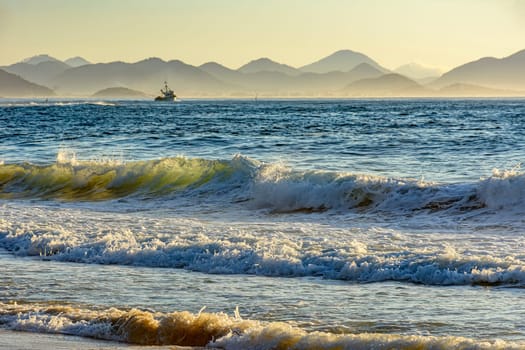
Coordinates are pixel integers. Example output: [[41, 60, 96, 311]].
[[154, 81, 177, 102]]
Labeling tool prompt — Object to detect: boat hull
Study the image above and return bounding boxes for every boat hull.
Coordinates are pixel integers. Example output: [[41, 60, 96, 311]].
[[154, 96, 175, 102]]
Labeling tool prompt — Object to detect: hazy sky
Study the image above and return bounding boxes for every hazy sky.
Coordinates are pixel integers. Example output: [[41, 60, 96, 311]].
[[1, 0, 524, 71]]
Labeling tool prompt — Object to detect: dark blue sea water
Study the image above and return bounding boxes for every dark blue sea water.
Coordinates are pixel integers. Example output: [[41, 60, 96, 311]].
[[3, 99, 525, 181], [1, 99, 525, 349]]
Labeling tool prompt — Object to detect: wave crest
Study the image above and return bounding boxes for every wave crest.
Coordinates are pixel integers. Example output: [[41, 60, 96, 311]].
[[0, 156, 242, 200], [478, 167, 525, 209], [1, 218, 523, 286], [2, 155, 525, 217], [0, 302, 519, 349]]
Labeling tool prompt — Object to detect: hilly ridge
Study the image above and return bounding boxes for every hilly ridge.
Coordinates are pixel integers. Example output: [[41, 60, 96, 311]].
[[238, 58, 301, 76], [300, 49, 389, 73], [65, 57, 91, 67], [1, 49, 524, 97], [4, 61, 71, 87], [0, 69, 54, 97], [92, 87, 148, 98], [344, 74, 426, 96], [22, 54, 61, 65], [432, 50, 525, 90], [52, 58, 230, 96]]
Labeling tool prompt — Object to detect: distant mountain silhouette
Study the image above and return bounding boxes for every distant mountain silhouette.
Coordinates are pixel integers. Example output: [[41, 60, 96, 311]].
[[92, 87, 148, 98], [438, 83, 520, 97], [4, 48, 524, 97], [202, 60, 299, 92], [65, 57, 90, 67], [2, 55, 88, 89], [300, 50, 388, 73], [22, 54, 61, 65], [432, 49, 525, 90], [394, 63, 442, 81], [201, 62, 308, 94], [52, 58, 230, 96], [343, 73, 425, 96], [347, 63, 384, 81], [0, 69, 54, 97], [3, 60, 71, 86], [199, 62, 245, 85], [199, 60, 385, 95], [238, 58, 301, 76], [288, 63, 385, 94]]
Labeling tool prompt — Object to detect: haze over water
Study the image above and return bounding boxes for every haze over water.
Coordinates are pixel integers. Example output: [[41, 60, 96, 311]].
[[1, 99, 525, 348]]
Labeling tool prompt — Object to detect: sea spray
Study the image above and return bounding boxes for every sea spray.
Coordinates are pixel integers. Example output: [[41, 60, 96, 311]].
[[477, 167, 525, 209]]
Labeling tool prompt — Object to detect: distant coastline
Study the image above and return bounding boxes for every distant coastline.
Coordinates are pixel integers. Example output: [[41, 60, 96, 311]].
[[92, 87, 150, 99], [1, 49, 525, 98]]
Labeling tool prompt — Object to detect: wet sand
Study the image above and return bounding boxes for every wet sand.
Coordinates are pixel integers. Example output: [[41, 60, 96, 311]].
[[0, 329, 206, 350]]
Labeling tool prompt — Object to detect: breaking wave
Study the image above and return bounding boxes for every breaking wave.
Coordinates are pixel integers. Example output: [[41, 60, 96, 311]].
[[0, 302, 519, 349], [1, 209, 524, 286], [0, 153, 247, 201], [1, 154, 524, 215]]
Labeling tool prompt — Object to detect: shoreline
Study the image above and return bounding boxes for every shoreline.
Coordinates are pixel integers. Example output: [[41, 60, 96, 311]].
[[0, 329, 206, 350]]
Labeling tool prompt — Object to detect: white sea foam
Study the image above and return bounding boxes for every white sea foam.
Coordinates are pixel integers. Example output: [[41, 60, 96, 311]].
[[251, 163, 447, 213], [87, 101, 118, 106], [2, 156, 525, 286], [211, 323, 519, 350], [0, 302, 520, 349], [0, 202, 523, 286], [477, 167, 525, 209], [56, 149, 78, 165]]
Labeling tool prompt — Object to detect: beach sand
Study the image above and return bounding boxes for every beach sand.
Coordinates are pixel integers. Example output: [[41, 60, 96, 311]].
[[0, 329, 206, 350]]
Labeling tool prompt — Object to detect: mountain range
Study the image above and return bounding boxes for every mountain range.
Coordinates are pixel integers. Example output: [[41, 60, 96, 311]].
[[1, 49, 525, 98], [431, 49, 525, 91], [0, 69, 54, 97]]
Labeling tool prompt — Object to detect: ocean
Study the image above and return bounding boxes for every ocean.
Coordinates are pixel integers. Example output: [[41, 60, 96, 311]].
[[1, 98, 525, 349]]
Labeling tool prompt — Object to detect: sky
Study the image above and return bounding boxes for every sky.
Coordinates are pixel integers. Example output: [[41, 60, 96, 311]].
[[1, 0, 525, 71]]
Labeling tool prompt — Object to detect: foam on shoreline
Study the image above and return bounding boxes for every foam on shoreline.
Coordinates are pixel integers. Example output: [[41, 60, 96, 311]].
[[0, 302, 522, 349]]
